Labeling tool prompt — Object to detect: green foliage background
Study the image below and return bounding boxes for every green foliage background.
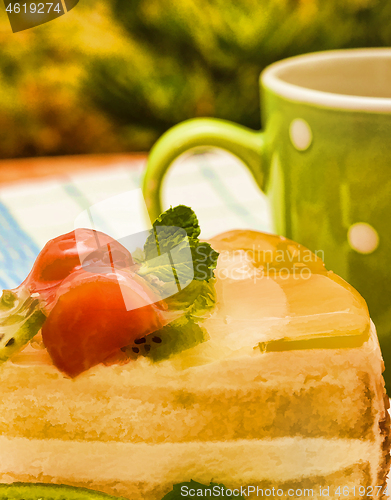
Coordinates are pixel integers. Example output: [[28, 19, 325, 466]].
[[1, 0, 391, 158]]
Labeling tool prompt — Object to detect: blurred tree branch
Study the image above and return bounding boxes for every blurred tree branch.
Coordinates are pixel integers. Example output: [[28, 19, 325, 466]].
[[1, 0, 391, 158]]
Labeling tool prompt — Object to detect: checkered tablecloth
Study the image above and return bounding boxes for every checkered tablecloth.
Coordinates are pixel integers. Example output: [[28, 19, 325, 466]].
[[0, 151, 272, 291]]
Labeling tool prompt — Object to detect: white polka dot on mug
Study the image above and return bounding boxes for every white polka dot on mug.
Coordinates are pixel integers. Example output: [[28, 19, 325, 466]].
[[348, 222, 379, 254], [289, 119, 312, 151]]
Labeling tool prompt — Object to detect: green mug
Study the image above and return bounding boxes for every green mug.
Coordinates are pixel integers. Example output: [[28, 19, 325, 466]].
[[143, 48, 391, 384]]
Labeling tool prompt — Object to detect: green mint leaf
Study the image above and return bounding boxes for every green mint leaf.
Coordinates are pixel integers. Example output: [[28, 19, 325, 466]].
[[139, 237, 195, 288], [144, 226, 187, 261], [151, 205, 201, 241], [191, 242, 219, 282], [164, 279, 216, 317], [144, 205, 200, 262], [140, 205, 219, 287]]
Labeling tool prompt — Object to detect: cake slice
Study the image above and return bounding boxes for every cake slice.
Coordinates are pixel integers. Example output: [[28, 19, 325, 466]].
[[0, 215, 389, 499]]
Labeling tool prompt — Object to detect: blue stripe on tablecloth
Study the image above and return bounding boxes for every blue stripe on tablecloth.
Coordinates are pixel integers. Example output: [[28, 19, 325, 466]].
[[61, 182, 91, 210], [0, 201, 40, 290], [62, 182, 116, 236], [199, 158, 266, 228]]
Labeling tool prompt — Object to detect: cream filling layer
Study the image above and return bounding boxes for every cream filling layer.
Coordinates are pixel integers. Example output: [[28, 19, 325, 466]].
[[0, 436, 374, 486]]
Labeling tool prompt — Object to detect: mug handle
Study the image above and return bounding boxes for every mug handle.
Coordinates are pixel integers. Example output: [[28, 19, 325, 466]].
[[143, 118, 266, 220]]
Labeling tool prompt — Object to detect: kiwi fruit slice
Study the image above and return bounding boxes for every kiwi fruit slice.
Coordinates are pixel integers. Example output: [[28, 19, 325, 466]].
[[126, 316, 208, 362], [0, 483, 128, 499], [0, 289, 46, 363]]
